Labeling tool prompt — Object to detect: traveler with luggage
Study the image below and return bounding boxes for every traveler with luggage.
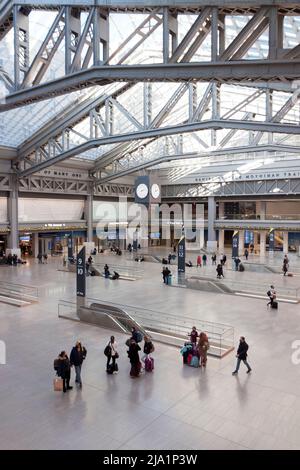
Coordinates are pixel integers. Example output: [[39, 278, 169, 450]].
[[197, 332, 210, 368], [232, 336, 252, 375], [70, 341, 87, 387], [142, 336, 155, 372], [104, 336, 119, 374], [55, 351, 72, 393], [267, 285, 277, 308], [127, 339, 141, 378]]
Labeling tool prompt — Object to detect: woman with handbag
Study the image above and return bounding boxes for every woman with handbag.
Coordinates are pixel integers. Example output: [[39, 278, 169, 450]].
[[105, 336, 119, 374]]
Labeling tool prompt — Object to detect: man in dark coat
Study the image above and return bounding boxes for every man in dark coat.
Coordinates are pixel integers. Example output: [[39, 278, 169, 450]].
[[70, 341, 87, 387], [232, 337, 252, 375], [57, 351, 73, 392]]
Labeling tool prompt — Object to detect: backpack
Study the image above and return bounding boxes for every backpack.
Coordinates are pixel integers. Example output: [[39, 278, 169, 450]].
[[135, 331, 143, 343], [267, 290, 271, 297], [53, 358, 60, 372], [104, 344, 112, 357]]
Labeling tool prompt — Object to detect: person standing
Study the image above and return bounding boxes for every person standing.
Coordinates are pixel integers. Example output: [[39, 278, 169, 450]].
[[211, 253, 217, 265], [222, 254, 227, 265], [168, 253, 172, 264], [189, 326, 199, 345], [216, 263, 224, 279], [283, 263, 288, 276], [128, 339, 141, 378], [202, 254, 207, 266], [267, 285, 276, 307], [70, 341, 87, 387], [57, 351, 73, 393], [232, 337, 252, 375], [197, 332, 210, 367], [105, 336, 118, 374], [141, 336, 154, 367], [197, 255, 202, 268], [244, 248, 249, 260]]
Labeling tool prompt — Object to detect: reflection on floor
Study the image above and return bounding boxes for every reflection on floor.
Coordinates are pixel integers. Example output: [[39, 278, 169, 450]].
[[0, 251, 300, 450]]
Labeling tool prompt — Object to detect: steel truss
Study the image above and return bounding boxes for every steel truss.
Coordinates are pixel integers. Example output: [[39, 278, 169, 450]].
[[1, 3, 300, 109], [163, 178, 300, 198], [14, 79, 300, 178]]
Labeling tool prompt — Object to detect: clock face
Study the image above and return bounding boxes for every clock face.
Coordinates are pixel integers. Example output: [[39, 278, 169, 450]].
[[151, 183, 160, 199], [136, 183, 148, 199]]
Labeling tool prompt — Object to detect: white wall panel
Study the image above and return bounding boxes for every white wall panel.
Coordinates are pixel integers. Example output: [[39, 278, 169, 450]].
[[18, 198, 84, 222]]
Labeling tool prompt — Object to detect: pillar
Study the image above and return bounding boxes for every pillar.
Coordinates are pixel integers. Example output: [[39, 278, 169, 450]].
[[253, 231, 259, 253], [259, 230, 267, 257], [207, 196, 217, 252], [84, 191, 95, 254], [260, 201, 266, 220], [218, 229, 225, 253], [283, 231, 289, 254], [33, 232, 39, 257], [7, 176, 21, 257], [238, 230, 245, 256]]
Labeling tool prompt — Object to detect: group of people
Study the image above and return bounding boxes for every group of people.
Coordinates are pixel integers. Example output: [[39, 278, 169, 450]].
[[0, 252, 25, 265], [54, 331, 253, 394], [105, 328, 154, 378], [37, 253, 48, 264], [54, 341, 87, 392], [104, 264, 119, 280]]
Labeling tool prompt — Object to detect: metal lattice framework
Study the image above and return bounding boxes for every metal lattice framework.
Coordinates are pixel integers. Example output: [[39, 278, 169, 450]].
[[0, 1, 300, 186]]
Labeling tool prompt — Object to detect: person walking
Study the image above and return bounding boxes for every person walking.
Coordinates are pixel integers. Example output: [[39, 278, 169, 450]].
[[244, 248, 249, 260], [202, 254, 207, 266], [283, 262, 288, 276], [222, 254, 227, 265], [267, 285, 276, 307], [232, 337, 252, 375], [216, 263, 224, 279], [70, 341, 87, 387], [56, 351, 73, 393], [43, 253, 48, 264], [37, 253, 43, 264], [128, 339, 142, 378], [105, 336, 118, 374], [197, 255, 202, 268], [211, 253, 217, 265], [197, 332, 210, 368]]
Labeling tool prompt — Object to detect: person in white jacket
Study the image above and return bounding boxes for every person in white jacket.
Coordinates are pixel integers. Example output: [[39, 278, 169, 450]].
[[106, 336, 118, 374]]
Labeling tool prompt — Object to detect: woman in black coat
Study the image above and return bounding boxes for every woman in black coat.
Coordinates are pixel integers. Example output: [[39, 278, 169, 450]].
[[57, 351, 72, 393], [128, 340, 141, 378]]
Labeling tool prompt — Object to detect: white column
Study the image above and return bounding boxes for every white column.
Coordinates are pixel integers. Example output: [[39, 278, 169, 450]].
[[260, 230, 267, 257], [283, 231, 289, 254], [218, 229, 225, 253], [218, 201, 224, 219], [260, 201, 266, 220], [83, 190, 95, 253], [207, 196, 217, 252], [238, 230, 245, 256], [253, 231, 259, 253], [7, 176, 21, 257], [33, 232, 39, 257]]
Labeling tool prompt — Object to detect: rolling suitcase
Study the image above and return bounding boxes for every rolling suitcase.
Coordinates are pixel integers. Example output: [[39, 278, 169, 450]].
[[145, 356, 154, 372], [190, 356, 200, 368], [53, 377, 63, 391], [272, 301, 278, 309]]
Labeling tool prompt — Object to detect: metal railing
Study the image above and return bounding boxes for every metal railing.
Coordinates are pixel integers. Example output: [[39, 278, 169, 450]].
[[219, 214, 300, 221], [58, 298, 234, 358], [184, 275, 300, 301]]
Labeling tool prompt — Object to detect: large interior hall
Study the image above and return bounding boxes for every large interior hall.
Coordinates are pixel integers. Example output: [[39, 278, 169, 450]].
[[1, 0, 300, 454]]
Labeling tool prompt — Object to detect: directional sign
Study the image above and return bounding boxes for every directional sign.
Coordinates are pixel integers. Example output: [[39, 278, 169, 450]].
[[77, 247, 86, 297]]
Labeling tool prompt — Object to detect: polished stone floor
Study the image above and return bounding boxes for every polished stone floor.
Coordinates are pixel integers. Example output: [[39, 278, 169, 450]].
[[1, 250, 300, 450]]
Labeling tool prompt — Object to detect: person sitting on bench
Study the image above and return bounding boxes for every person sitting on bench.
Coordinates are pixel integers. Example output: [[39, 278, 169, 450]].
[[111, 271, 120, 280]]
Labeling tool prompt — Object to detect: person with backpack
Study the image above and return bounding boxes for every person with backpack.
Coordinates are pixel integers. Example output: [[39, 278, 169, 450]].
[[232, 336, 252, 375], [70, 341, 87, 387], [142, 336, 155, 372], [197, 332, 210, 367], [55, 351, 72, 393], [267, 285, 276, 308], [128, 339, 141, 378], [104, 336, 118, 374]]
